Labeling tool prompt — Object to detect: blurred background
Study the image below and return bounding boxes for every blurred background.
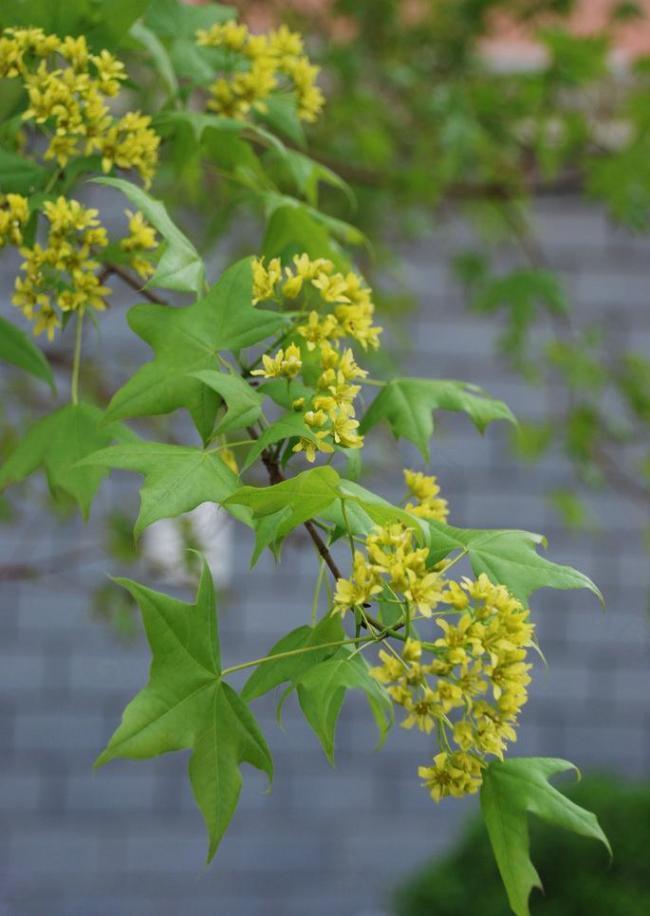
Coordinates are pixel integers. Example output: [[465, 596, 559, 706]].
[[2, 1, 650, 914]]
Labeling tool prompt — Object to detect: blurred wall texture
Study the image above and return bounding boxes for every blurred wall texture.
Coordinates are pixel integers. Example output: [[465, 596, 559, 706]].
[[1, 194, 649, 916]]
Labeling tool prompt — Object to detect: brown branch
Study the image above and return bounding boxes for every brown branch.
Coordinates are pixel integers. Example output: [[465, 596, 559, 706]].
[[103, 262, 170, 305]]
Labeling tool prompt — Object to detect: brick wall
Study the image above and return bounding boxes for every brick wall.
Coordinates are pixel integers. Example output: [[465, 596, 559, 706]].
[[1, 196, 649, 916]]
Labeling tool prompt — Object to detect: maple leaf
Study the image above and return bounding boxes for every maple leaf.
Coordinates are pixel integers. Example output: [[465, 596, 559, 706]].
[[104, 258, 288, 440], [359, 378, 515, 460], [96, 561, 273, 861], [481, 757, 611, 916], [0, 402, 134, 518]]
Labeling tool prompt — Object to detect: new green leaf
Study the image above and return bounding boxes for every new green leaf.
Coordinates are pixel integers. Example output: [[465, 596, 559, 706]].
[[104, 258, 288, 439], [359, 378, 515, 459], [427, 520, 601, 603], [481, 757, 611, 916], [96, 562, 273, 861], [0, 403, 134, 518], [78, 442, 248, 537]]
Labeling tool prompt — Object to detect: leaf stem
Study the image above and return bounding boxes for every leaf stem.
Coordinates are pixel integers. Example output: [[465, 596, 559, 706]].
[[70, 311, 84, 405]]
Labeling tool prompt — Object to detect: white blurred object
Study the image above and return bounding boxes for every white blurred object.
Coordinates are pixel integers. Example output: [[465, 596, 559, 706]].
[[141, 503, 233, 587]]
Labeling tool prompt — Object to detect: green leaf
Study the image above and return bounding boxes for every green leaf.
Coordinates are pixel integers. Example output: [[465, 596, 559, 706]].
[[225, 466, 341, 536], [191, 371, 265, 435], [427, 520, 602, 603], [0, 315, 54, 388], [77, 442, 248, 537], [144, 0, 233, 40], [96, 562, 272, 861], [259, 93, 306, 147], [0, 403, 134, 518], [266, 146, 355, 209], [359, 378, 515, 460], [262, 203, 349, 270], [320, 479, 427, 543], [93, 177, 205, 294], [481, 757, 611, 916], [240, 412, 321, 472], [0, 147, 46, 194], [104, 258, 288, 440], [130, 21, 179, 100], [296, 648, 393, 763], [242, 616, 345, 702]]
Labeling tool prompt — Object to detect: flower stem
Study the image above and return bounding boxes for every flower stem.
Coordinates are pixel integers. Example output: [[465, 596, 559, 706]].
[[70, 311, 84, 405]]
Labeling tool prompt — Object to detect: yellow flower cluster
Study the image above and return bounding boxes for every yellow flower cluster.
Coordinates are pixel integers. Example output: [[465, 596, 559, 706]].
[[0, 28, 159, 183], [120, 210, 158, 280], [334, 523, 445, 617], [12, 196, 110, 339], [196, 22, 324, 123], [251, 253, 382, 462], [369, 572, 535, 802], [403, 469, 449, 521], [0, 194, 30, 248]]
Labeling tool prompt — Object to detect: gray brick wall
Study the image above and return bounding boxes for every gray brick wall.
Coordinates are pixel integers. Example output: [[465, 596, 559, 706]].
[[1, 197, 649, 916]]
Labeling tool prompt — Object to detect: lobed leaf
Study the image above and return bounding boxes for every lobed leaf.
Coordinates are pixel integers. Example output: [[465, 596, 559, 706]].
[[481, 757, 611, 916], [104, 258, 288, 440], [0, 402, 134, 518], [77, 442, 249, 537], [427, 520, 602, 603], [359, 378, 515, 460], [96, 561, 272, 861]]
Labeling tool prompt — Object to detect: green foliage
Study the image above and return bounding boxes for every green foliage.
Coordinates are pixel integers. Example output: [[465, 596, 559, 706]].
[[480, 758, 610, 916], [0, 6, 616, 912], [78, 442, 247, 536], [104, 259, 287, 440], [360, 379, 515, 460], [0, 315, 54, 388], [427, 522, 602, 603], [94, 177, 205, 294], [0, 403, 134, 518], [96, 561, 272, 861], [296, 647, 393, 763], [395, 775, 648, 916]]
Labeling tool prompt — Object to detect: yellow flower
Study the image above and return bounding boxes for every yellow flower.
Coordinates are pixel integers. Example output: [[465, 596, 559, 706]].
[[297, 311, 338, 349], [121, 210, 157, 251], [331, 412, 363, 449], [0, 194, 30, 247], [404, 468, 449, 521], [402, 687, 442, 734], [251, 343, 302, 380], [251, 256, 281, 304], [292, 431, 334, 463], [312, 271, 351, 303], [433, 678, 464, 712], [370, 649, 405, 684], [418, 751, 483, 802], [333, 551, 382, 615], [404, 567, 444, 617], [268, 25, 304, 59], [196, 22, 249, 51]]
